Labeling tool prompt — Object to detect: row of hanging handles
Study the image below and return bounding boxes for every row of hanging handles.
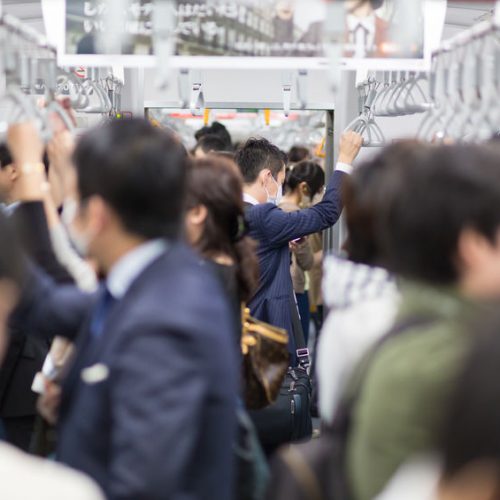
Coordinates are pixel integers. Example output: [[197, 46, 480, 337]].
[[0, 13, 125, 142], [346, 21, 500, 147]]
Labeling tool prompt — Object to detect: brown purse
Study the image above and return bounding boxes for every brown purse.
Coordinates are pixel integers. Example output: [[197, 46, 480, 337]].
[[241, 307, 290, 410]]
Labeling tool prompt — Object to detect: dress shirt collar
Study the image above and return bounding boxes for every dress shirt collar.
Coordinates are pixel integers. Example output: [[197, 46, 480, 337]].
[[243, 192, 260, 206], [347, 13, 376, 34], [0, 201, 20, 217], [107, 239, 167, 300]]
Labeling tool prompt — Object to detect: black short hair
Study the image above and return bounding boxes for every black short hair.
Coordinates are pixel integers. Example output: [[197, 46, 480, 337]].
[[379, 144, 500, 284], [73, 119, 189, 240], [194, 134, 227, 155], [235, 138, 286, 184], [0, 144, 13, 170], [344, 141, 425, 266], [441, 313, 500, 479], [284, 161, 325, 199], [288, 146, 310, 164], [195, 121, 232, 150]]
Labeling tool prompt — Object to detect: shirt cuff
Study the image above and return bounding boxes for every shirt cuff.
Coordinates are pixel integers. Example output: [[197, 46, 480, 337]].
[[335, 162, 353, 175]]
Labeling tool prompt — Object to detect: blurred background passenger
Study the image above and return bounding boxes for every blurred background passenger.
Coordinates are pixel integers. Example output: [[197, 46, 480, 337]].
[[193, 134, 228, 158], [0, 140, 76, 451], [280, 161, 325, 345], [377, 313, 500, 500], [8, 119, 238, 500], [0, 144, 17, 211], [195, 121, 233, 151], [185, 156, 259, 342], [288, 145, 311, 165], [346, 144, 500, 500], [0, 212, 104, 500], [317, 143, 423, 423]]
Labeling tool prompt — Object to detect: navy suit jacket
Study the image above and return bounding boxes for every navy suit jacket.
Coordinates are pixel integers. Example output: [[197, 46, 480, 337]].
[[245, 170, 346, 354], [14, 244, 238, 500]]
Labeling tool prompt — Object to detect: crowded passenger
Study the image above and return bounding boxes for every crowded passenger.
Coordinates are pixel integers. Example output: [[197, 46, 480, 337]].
[[0, 211, 104, 499], [346, 144, 500, 500], [378, 313, 500, 500], [235, 133, 362, 359], [317, 142, 421, 423], [185, 156, 259, 342], [193, 134, 228, 158], [195, 121, 233, 151], [279, 160, 326, 345], [5, 119, 239, 500]]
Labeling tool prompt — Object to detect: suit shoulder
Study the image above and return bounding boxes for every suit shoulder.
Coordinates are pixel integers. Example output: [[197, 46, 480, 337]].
[[124, 245, 230, 332]]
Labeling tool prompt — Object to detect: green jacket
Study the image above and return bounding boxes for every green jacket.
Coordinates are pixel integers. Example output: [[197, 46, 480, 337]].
[[346, 282, 478, 500]]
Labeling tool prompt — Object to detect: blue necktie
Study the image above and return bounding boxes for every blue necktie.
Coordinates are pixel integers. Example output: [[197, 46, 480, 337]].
[[90, 286, 116, 340]]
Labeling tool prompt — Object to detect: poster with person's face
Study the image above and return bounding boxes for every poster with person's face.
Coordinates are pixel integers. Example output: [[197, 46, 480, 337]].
[[60, 0, 441, 69], [174, 0, 326, 58]]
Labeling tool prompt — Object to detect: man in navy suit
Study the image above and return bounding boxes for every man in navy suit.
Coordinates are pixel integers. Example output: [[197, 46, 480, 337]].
[[7, 119, 238, 500], [235, 132, 362, 358]]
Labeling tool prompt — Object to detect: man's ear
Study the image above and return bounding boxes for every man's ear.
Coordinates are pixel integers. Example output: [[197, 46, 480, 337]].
[[456, 227, 491, 272], [86, 196, 111, 233], [258, 168, 271, 186], [8, 165, 18, 182]]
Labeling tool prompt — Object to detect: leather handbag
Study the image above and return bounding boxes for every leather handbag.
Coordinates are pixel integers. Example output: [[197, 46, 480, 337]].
[[241, 307, 290, 410]]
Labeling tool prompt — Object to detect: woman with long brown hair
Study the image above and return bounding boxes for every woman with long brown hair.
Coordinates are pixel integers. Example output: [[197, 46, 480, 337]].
[[185, 156, 260, 341]]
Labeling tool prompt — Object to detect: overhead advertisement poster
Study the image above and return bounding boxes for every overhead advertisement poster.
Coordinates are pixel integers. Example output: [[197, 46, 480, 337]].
[[61, 0, 443, 69], [64, 0, 155, 66]]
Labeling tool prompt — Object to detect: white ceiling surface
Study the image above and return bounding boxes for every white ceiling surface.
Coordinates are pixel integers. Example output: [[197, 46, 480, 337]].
[[1, 0, 46, 33]]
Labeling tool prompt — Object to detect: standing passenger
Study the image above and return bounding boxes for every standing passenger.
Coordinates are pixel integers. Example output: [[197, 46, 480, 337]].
[[279, 161, 326, 345], [185, 156, 259, 342], [8, 119, 239, 500], [346, 144, 500, 500], [235, 132, 362, 359]]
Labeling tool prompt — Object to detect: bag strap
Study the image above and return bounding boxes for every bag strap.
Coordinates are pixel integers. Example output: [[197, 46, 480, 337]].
[[325, 315, 438, 500], [333, 315, 438, 433], [324, 316, 437, 500], [290, 295, 310, 368]]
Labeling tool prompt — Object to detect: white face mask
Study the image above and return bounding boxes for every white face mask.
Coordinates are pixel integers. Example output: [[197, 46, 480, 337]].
[[62, 198, 94, 258], [265, 176, 283, 206]]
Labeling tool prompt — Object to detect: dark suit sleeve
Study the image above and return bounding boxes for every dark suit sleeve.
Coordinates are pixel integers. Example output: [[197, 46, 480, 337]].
[[107, 326, 207, 500], [9, 261, 93, 342], [13, 202, 74, 284], [256, 170, 346, 247]]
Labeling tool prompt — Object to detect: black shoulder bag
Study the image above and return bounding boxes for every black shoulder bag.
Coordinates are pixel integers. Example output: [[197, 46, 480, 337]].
[[249, 297, 313, 456]]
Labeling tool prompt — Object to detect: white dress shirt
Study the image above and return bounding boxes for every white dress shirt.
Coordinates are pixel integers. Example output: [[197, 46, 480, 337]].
[[243, 193, 260, 206], [107, 239, 168, 300]]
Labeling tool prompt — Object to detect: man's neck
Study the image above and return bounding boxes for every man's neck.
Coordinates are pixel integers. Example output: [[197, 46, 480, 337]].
[[350, 3, 375, 18], [101, 235, 148, 274], [243, 184, 265, 205]]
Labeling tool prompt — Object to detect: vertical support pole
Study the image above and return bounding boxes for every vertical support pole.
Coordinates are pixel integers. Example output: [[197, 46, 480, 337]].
[[323, 109, 335, 254], [122, 68, 145, 117], [326, 70, 358, 254]]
